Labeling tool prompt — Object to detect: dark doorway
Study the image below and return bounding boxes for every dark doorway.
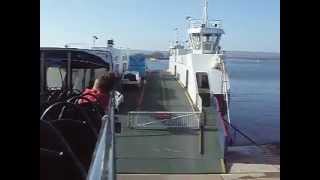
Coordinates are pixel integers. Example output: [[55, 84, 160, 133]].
[[196, 72, 210, 106], [196, 72, 210, 89], [123, 63, 127, 72]]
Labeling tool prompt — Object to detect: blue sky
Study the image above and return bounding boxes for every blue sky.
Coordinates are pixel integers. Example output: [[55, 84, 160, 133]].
[[40, 0, 279, 52]]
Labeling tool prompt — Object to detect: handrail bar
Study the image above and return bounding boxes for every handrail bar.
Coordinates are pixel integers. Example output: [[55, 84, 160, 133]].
[[87, 90, 116, 180]]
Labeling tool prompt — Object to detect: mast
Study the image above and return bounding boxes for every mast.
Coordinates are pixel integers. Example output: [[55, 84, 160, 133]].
[[203, 0, 208, 26]]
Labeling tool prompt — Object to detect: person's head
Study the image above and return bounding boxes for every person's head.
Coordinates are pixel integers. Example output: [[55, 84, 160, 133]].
[[93, 72, 116, 93]]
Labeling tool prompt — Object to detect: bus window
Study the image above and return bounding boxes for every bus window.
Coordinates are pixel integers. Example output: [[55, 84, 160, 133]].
[[72, 69, 85, 91], [46, 67, 66, 89]]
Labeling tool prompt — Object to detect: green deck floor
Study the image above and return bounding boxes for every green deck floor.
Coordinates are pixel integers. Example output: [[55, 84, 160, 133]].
[[115, 71, 225, 173]]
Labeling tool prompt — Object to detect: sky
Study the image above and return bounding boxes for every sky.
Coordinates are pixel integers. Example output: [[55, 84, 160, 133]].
[[40, 0, 280, 53]]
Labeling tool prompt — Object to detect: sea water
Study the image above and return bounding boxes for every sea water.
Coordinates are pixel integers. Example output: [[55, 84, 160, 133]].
[[146, 58, 280, 145]]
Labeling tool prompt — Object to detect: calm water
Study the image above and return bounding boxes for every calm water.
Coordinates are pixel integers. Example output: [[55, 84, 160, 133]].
[[225, 59, 280, 145], [146, 58, 280, 145]]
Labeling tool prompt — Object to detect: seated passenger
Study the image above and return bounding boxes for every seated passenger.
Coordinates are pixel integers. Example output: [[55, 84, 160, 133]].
[[79, 73, 115, 112]]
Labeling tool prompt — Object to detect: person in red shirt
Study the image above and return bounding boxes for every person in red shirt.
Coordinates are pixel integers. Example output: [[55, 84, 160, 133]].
[[79, 73, 115, 112]]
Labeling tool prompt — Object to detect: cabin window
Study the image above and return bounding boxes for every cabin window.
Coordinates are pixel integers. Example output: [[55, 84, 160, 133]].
[[203, 34, 215, 41], [203, 34, 212, 42], [46, 67, 66, 89], [72, 69, 85, 91], [191, 33, 201, 50]]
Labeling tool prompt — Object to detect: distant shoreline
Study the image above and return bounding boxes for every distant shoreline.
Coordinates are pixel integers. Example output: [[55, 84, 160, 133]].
[[225, 57, 280, 61], [224, 50, 280, 60], [147, 57, 280, 61]]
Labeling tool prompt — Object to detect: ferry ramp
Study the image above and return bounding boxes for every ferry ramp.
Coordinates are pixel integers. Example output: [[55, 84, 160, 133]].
[[115, 71, 225, 174]]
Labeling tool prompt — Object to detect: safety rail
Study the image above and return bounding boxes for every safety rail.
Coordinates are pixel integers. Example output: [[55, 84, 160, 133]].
[[87, 91, 116, 180], [188, 19, 223, 29], [220, 56, 231, 124], [128, 111, 202, 129]]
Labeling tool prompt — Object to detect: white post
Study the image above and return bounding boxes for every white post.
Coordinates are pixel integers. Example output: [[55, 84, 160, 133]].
[[203, 0, 208, 26], [67, 52, 72, 89]]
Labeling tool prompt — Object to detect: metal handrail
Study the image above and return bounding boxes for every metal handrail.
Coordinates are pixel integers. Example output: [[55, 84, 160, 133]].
[[87, 91, 116, 180], [108, 90, 116, 180], [188, 19, 223, 29], [221, 58, 231, 124]]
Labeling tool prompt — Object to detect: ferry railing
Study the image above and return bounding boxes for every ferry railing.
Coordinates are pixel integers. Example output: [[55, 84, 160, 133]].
[[128, 111, 202, 129], [220, 57, 231, 125], [188, 19, 222, 29], [87, 91, 116, 180]]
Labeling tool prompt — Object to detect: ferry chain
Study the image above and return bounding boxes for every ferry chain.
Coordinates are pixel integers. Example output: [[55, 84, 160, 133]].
[[220, 118, 261, 147]]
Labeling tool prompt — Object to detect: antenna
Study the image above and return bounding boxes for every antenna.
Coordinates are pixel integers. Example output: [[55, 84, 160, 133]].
[[203, 0, 208, 26], [92, 35, 98, 48], [174, 28, 179, 45]]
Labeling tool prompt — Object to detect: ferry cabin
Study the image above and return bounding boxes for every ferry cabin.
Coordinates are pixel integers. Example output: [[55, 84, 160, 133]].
[[169, 19, 229, 100], [168, 17, 231, 152]]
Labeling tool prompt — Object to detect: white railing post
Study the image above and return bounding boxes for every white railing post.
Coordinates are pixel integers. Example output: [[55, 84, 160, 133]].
[[221, 58, 231, 125]]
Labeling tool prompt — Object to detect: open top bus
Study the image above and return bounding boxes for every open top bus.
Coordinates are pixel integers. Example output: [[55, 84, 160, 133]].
[[40, 47, 118, 180]]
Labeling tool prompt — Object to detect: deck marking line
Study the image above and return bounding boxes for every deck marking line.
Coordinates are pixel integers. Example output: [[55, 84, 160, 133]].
[[175, 76, 196, 112], [161, 75, 168, 107], [220, 158, 226, 173], [160, 72, 168, 107]]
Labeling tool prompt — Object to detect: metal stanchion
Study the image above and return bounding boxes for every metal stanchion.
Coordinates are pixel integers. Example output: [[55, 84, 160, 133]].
[[200, 123, 204, 155]]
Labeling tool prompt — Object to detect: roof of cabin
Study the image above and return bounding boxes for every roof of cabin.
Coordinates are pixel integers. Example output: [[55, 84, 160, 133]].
[[40, 47, 110, 69]]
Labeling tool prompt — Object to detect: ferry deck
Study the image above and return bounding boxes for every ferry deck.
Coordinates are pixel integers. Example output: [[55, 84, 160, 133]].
[[115, 71, 225, 173], [113, 70, 280, 179]]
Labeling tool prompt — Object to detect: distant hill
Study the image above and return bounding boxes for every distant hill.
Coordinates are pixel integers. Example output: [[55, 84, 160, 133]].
[[93, 47, 280, 60], [129, 49, 279, 60]]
